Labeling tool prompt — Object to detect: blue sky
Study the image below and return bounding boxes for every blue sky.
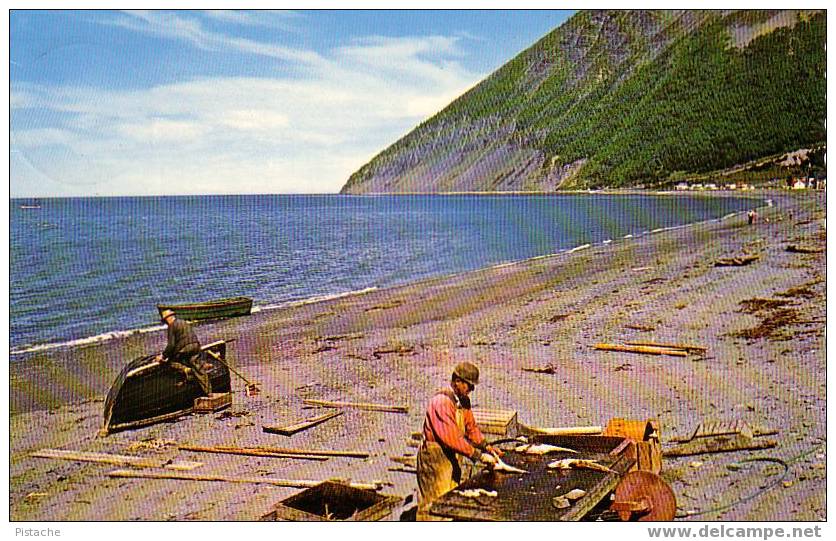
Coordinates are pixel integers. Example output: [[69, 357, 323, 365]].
[[10, 9, 574, 197]]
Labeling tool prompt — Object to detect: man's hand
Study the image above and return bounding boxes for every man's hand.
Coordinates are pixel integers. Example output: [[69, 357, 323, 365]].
[[155, 354, 166, 363], [486, 444, 504, 458], [479, 452, 498, 465]]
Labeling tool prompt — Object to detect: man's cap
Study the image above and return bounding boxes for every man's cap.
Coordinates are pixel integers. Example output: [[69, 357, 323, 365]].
[[453, 362, 480, 386], [160, 309, 176, 320]]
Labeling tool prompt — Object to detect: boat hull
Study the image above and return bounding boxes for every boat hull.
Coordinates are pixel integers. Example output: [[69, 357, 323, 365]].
[[102, 341, 232, 434], [157, 297, 253, 321]]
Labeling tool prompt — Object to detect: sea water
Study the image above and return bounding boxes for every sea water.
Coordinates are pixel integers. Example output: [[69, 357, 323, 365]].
[[9, 193, 758, 354]]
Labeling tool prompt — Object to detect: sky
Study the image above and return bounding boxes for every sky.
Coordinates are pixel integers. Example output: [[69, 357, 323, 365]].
[[9, 8, 575, 197]]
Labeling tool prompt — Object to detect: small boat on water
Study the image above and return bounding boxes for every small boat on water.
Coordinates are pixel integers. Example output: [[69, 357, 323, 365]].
[[101, 340, 232, 435], [19, 200, 42, 209], [157, 296, 253, 321]]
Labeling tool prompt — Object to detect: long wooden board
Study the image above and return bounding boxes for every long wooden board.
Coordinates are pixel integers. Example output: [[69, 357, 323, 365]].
[[31, 449, 202, 471], [178, 445, 328, 461], [248, 446, 369, 458], [106, 469, 381, 491], [624, 341, 707, 352], [262, 410, 343, 436], [594, 343, 688, 357], [302, 399, 408, 413]]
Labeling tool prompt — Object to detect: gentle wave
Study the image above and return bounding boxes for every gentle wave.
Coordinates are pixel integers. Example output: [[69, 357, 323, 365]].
[[9, 324, 166, 356], [9, 287, 381, 356]]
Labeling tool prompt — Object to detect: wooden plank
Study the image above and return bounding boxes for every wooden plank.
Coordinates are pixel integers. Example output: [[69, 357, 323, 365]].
[[593, 343, 688, 357], [302, 399, 408, 413], [389, 455, 417, 467], [262, 410, 343, 436], [520, 424, 603, 436], [248, 446, 369, 459], [663, 434, 777, 457], [178, 445, 328, 461], [624, 341, 707, 352], [31, 449, 202, 471], [106, 469, 381, 491]]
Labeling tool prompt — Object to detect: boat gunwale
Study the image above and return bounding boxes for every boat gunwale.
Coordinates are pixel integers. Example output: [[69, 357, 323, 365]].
[[157, 297, 252, 310]]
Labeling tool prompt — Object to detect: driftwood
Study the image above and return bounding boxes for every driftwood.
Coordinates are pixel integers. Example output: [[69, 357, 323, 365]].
[[671, 420, 778, 443], [625, 324, 656, 332], [522, 365, 556, 374], [371, 345, 415, 359], [625, 341, 707, 353], [106, 469, 382, 490], [178, 445, 329, 461], [663, 434, 777, 457], [31, 449, 202, 471], [594, 343, 688, 357], [715, 254, 760, 267], [262, 410, 343, 436], [303, 399, 408, 413], [786, 244, 824, 254]]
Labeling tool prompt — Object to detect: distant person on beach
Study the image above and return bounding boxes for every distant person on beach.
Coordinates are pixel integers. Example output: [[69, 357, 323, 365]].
[[748, 210, 758, 224], [416, 361, 502, 520], [155, 309, 211, 395]]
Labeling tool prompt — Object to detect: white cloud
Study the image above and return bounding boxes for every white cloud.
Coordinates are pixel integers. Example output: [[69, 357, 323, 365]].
[[112, 10, 324, 65], [203, 9, 302, 31], [117, 118, 211, 142], [10, 20, 485, 197]]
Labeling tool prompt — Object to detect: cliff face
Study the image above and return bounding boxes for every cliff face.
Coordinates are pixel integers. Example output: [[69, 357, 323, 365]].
[[340, 10, 825, 194]]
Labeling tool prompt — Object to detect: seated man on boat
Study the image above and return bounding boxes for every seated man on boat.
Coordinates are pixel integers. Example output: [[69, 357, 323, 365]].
[[156, 309, 211, 395]]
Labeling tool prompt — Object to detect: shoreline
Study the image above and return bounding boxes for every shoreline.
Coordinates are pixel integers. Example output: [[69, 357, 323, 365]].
[[9, 190, 825, 521], [9, 191, 767, 357]]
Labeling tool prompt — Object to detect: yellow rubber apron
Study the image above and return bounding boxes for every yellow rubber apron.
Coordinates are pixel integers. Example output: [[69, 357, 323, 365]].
[[416, 403, 466, 521]]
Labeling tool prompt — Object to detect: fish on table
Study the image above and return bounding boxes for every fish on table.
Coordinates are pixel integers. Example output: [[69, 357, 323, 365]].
[[547, 458, 615, 474], [514, 443, 579, 455]]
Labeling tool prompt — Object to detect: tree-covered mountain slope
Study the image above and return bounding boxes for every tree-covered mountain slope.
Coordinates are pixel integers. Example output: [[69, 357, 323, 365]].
[[340, 10, 825, 194]]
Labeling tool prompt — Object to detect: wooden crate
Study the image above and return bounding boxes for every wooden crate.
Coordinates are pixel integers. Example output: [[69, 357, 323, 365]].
[[194, 392, 232, 413], [472, 408, 519, 438], [261, 481, 401, 521]]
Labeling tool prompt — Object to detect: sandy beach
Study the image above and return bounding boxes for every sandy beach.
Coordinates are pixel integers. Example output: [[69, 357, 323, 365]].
[[9, 190, 826, 521]]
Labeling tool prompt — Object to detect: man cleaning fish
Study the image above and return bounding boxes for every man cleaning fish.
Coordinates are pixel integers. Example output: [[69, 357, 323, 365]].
[[416, 361, 505, 520]]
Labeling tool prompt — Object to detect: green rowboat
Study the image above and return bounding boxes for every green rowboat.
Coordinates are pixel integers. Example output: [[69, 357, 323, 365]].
[[157, 296, 253, 321]]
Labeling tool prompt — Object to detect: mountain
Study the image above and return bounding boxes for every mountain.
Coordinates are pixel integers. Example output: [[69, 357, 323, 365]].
[[340, 10, 825, 194]]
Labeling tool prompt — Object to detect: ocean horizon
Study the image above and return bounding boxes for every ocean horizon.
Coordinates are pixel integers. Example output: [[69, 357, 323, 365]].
[[9, 193, 760, 355]]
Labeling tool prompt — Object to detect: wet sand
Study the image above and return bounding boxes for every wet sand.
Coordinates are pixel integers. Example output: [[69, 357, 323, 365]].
[[9, 191, 826, 521]]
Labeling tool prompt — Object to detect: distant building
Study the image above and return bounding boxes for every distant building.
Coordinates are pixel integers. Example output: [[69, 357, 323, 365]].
[[675, 182, 689, 191], [793, 179, 807, 189]]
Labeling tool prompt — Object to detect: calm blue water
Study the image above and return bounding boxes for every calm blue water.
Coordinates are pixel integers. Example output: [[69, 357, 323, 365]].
[[9, 194, 757, 354]]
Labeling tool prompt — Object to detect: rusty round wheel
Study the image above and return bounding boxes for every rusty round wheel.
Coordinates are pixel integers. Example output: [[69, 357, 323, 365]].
[[611, 470, 676, 521]]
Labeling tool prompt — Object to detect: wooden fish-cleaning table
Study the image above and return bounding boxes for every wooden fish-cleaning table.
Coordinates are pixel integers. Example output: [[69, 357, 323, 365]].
[[430, 435, 637, 521]]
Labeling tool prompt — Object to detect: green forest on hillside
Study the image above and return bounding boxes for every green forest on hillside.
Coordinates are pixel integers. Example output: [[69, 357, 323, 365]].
[[344, 11, 825, 192]]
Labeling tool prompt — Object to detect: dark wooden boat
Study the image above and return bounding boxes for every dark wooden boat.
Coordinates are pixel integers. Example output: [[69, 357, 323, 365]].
[[101, 340, 232, 435], [157, 296, 253, 321]]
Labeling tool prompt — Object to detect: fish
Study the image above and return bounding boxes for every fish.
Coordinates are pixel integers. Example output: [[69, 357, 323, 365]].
[[492, 457, 528, 474], [552, 496, 571, 509], [455, 488, 498, 499], [563, 488, 587, 500], [514, 443, 579, 455], [547, 458, 616, 474]]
